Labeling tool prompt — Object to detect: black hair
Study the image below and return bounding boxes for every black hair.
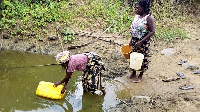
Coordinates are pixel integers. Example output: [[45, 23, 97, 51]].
[[137, 0, 150, 14]]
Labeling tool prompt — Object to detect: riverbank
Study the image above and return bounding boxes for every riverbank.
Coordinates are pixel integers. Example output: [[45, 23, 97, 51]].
[[1, 25, 200, 111]]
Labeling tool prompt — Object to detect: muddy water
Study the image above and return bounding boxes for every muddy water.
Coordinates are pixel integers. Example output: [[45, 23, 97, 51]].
[[0, 50, 131, 112]]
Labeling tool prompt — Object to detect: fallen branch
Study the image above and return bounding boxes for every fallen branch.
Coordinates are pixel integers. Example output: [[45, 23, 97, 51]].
[[1, 63, 59, 70], [68, 22, 124, 50]]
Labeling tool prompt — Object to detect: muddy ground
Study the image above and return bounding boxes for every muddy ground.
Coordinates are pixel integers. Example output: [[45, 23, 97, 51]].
[[0, 23, 200, 112]]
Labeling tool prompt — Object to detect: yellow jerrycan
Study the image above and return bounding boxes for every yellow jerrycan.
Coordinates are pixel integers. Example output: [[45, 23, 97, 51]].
[[130, 52, 144, 70], [36, 81, 66, 100]]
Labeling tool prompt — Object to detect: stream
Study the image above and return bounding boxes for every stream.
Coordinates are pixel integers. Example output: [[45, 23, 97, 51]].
[[0, 50, 131, 112]]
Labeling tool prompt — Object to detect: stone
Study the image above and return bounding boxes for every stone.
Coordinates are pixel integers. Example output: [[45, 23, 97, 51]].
[[111, 50, 124, 60], [48, 35, 57, 41], [3, 34, 10, 39], [182, 63, 199, 70], [161, 48, 176, 56], [131, 96, 151, 103]]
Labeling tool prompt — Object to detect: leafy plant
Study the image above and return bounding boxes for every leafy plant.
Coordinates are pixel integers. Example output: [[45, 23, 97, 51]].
[[0, 0, 199, 41], [62, 27, 75, 42]]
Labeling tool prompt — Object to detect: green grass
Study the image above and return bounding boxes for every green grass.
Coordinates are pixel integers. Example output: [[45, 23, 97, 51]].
[[0, 0, 199, 42]]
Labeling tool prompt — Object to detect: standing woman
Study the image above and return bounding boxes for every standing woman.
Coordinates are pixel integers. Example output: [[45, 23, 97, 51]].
[[128, 0, 155, 83], [54, 51, 106, 95]]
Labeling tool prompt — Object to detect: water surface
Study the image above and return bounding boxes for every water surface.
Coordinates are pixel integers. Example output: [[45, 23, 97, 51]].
[[0, 50, 131, 112]]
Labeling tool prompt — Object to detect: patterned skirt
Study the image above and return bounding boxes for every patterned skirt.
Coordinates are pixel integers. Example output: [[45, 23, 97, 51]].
[[82, 52, 105, 94], [131, 37, 151, 72]]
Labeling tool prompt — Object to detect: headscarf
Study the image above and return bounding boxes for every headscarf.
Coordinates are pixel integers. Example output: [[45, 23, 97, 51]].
[[55, 51, 70, 64]]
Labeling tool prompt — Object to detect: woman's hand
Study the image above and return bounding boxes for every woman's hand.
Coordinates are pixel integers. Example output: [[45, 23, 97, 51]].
[[61, 87, 66, 94], [54, 82, 60, 87], [54, 82, 66, 94], [135, 41, 142, 49], [129, 41, 132, 46]]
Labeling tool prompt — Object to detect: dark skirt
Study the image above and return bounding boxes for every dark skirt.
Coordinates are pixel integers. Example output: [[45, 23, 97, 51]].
[[131, 37, 151, 72], [82, 52, 105, 94]]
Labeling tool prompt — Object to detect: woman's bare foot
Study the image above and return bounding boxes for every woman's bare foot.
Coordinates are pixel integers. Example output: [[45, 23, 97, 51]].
[[128, 74, 136, 79], [133, 72, 143, 83], [102, 90, 106, 95], [133, 77, 142, 83]]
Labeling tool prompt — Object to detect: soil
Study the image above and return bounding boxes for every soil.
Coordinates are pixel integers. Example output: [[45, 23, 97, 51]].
[[0, 23, 200, 112]]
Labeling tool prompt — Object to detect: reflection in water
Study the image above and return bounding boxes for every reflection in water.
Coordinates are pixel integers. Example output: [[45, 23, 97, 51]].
[[66, 81, 83, 112], [102, 80, 126, 111], [15, 105, 66, 112], [0, 50, 131, 112], [65, 78, 121, 112]]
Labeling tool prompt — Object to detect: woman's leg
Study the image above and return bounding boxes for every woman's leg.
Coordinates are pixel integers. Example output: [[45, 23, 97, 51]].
[[129, 69, 136, 79], [133, 39, 150, 83], [102, 89, 106, 95], [133, 71, 143, 83], [129, 37, 138, 79]]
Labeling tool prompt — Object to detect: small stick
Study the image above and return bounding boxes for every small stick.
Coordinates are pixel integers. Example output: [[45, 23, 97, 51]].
[[1, 31, 3, 50], [97, 21, 115, 38], [56, 26, 64, 51]]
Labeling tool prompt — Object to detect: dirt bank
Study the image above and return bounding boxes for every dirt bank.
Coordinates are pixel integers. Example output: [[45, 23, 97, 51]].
[[1, 26, 200, 111]]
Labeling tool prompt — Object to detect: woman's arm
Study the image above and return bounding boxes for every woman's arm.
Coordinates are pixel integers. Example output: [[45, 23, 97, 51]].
[[129, 36, 133, 46], [136, 15, 155, 47], [54, 71, 73, 94], [61, 71, 73, 94]]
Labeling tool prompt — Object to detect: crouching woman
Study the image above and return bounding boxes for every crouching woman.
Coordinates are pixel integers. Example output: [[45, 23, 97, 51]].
[[54, 51, 106, 95]]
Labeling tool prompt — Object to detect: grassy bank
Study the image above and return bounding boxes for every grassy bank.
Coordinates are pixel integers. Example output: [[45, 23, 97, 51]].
[[0, 0, 199, 42]]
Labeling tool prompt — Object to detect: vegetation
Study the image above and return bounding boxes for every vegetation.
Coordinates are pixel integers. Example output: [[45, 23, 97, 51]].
[[0, 0, 199, 42]]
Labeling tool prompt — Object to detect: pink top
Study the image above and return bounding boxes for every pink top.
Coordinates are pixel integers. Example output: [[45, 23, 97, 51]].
[[67, 54, 88, 72]]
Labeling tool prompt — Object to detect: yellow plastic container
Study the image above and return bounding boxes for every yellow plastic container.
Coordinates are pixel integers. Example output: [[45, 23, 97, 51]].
[[130, 52, 144, 70], [36, 81, 66, 100], [120, 45, 132, 59]]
